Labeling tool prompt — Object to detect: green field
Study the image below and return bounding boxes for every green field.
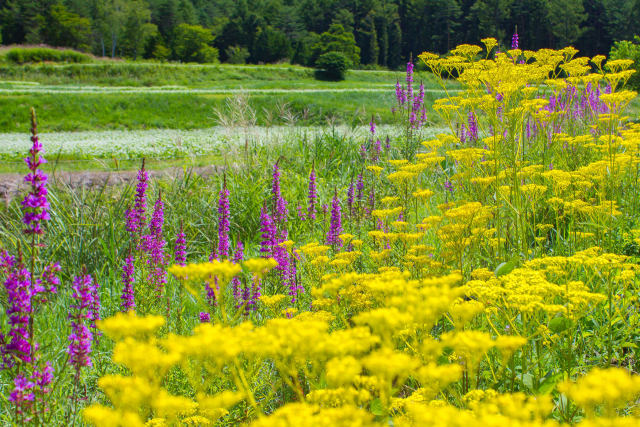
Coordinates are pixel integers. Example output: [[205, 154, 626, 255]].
[[0, 62, 450, 133]]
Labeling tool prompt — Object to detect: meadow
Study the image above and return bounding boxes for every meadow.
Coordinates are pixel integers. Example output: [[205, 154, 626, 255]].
[[2, 40, 640, 426], [0, 61, 448, 133]]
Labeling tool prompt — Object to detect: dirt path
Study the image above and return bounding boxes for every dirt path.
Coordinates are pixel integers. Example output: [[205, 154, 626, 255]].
[[0, 165, 223, 201]]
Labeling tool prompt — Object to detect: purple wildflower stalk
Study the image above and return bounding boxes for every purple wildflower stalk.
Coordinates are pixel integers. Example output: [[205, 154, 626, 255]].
[[347, 181, 355, 216], [259, 206, 276, 258], [468, 111, 479, 141], [68, 274, 96, 375], [175, 224, 186, 266], [217, 178, 230, 259], [199, 312, 211, 323], [2, 262, 33, 367], [33, 262, 60, 303], [120, 255, 135, 312], [308, 167, 318, 220], [231, 241, 244, 304], [22, 109, 50, 236], [511, 29, 519, 50], [9, 375, 35, 421], [326, 190, 343, 248], [144, 192, 167, 298], [133, 159, 148, 235]]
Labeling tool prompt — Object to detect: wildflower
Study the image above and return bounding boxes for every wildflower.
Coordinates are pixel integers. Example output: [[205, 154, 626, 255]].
[[511, 30, 519, 50], [9, 375, 35, 420], [347, 181, 355, 216], [272, 163, 288, 224], [174, 224, 186, 266], [259, 205, 276, 258], [2, 264, 33, 366], [199, 312, 211, 323], [146, 192, 167, 296], [33, 262, 60, 301], [217, 179, 230, 259], [120, 255, 135, 312], [22, 109, 50, 235], [308, 167, 318, 220], [326, 191, 343, 248], [468, 112, 478, 141], [356, 174, 365, 202], [68, 274, 96, 373], [231, 241, 244, 303], [133, 159, 148, 234]]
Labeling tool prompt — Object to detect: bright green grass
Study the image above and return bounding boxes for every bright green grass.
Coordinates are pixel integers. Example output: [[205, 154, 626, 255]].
[[0, 91, 444, 132], [0, 62, 439, 88]]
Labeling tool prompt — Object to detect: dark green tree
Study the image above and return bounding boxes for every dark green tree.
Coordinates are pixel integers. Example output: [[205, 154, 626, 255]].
[[253, 26, 291, 63], [312, 23, 360, 66], [172, 23, 217, 62], [548, 0, 586, 47]]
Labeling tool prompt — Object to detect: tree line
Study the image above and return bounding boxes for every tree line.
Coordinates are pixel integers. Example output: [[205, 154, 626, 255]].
[[1, 0, 639, 68]]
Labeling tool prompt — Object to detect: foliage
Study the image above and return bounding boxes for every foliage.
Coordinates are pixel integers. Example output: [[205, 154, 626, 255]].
[[312, 23, 360, 67], [1, 0, 639, 64], [315, 51, 349, 80], [225, 45, 251, 64], [4, 47, 93, 64], [610, 36, 640, 90], [172, 23, 218, 63]]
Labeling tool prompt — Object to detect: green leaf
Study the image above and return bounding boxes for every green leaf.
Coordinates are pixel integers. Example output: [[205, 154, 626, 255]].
[[495, 260, 516, 277], [370, 398, 384, 416], [548, 317, 573, 334], [538, 372, 563, 394]]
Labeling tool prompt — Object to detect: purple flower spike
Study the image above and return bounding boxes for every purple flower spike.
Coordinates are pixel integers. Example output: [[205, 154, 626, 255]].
[[175, 224, 186, 266], [467, 111, 478, 141], [326, 191, 343, 249], [133, 159, 148, 234], [121, 255, 135, 312], [199, 312, 211, 323], [511, 30, 519, 50], [231, 241, 244, 304], [217, 179, 231, 259], [68, 274, 97, 373], [22, 110, 50, 236], [145, 192, 167, 296], [9, 375, 35, 419], [259, 206, 276, 258], [2, 264, 33, 367], [308, 168, 317, 220], [272, 163, 288, 225], [347, 181, 355, 216]]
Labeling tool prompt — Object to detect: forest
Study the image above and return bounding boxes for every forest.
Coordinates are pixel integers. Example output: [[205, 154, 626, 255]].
[[1, 0, 639, 68]]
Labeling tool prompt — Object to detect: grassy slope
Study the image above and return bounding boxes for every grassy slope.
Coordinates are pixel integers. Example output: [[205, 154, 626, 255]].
[[0, 63, 446, 132]]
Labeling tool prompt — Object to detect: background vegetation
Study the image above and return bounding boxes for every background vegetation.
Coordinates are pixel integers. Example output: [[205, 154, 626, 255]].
[[0, 0, 639, 68]]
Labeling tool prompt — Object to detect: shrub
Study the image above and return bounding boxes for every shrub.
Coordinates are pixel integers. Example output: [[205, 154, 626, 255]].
[[173, 23, 219, 63], [315, 51, 349, 81], [610, 36, 640, 90], [225, 45, 250, 64], [4, 47, 92, 64]]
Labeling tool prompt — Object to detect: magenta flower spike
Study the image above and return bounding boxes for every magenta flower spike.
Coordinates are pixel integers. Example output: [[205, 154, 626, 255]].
[[174, 224, 187, 266], [68, 274, 96, 374], [146, 192, 167, 296], [2, 263, 33, 366], [217, 178, 230, 259], [511, 30, 519, 50], [22, 109, 50, 236], [120, 255, 135, 312], [326, 191, 343, 249], [259, 205, 276, 258], [231, 241, 244, 304], [133, 159, 149, 234], [308, 167, 318, 220]]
